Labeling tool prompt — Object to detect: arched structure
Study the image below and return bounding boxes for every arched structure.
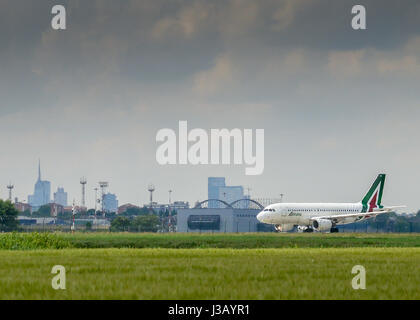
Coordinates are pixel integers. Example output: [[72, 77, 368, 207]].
[[194, 199, 233, 209], [230, 199, 264, 210], [193, 198, 264, 210]]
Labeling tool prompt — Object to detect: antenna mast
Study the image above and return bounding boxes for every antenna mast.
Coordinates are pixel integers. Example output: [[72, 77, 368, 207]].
[[7, 183, 14, 201], [148, 184, 155, 209], [99, 182, 109, 217], [80, 177, 87, 207]]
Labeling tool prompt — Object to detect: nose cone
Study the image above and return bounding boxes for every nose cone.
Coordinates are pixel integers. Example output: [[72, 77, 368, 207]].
[[257, 211, 265, 222]]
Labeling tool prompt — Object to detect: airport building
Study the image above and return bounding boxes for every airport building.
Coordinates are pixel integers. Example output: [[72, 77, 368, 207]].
[[177, 199, 274, 233]]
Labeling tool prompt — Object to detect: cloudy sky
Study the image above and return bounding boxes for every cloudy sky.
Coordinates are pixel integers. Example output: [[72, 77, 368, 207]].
[[1, 0, 420, 212]]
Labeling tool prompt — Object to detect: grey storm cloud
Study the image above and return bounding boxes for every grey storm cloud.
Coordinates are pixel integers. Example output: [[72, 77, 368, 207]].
[[2, 0, 420, 111], [0, 0, 420, 211]]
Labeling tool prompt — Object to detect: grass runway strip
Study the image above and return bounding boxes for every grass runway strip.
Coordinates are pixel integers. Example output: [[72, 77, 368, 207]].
[[0, 247, 419, 300], [65, 233, 420, 249], [2, 232, 420, 250]]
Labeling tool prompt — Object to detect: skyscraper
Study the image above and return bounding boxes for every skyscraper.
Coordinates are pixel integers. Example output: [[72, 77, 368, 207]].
[[218, 186, 244, 206], [208, 177, 226, 208], [103, 193, 119, 213], [28, 160, 51, 211], [54, 187, 68, 207], [208, 177, 245, 208]]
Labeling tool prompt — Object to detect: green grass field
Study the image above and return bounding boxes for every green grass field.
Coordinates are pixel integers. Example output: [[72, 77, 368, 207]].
[[1, 247, 419, 300], [1, 233, 419, 299], [63, 232, 420, 248], [3, 232, 420, 249]]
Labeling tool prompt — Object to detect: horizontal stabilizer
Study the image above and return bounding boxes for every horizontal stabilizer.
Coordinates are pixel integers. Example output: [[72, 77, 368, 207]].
[[382, 205, 406, 211]]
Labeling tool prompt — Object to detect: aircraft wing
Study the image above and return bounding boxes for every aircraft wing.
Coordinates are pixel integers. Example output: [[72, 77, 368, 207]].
[[312, 211, 388, 224], [312, 205, 406, 223]]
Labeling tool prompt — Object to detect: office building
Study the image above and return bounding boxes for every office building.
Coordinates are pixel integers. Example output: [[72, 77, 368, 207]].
[[218, 186, 244, 206], [103, 193, 118, 213], [208, 177, 244, 208], [208, 177, 226, 208], [28, 161, 51, 211], [53, 187, 68, 207]]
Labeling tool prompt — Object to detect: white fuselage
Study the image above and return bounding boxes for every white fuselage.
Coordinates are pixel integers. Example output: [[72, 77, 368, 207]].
[[257, 202, 365, 226]]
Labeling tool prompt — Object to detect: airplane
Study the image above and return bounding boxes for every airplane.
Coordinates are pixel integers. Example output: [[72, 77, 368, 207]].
[[256, 174, 405, 233]]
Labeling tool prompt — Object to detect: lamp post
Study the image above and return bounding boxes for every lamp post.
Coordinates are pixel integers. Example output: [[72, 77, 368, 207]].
[[71, 200, 76, 233], [94, 187, 98, 229], [279, 194, 284, 203], [168, 190, 173, 232]]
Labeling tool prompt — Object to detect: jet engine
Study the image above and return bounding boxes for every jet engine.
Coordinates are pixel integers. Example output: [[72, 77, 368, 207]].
[[274, 224, 295, 232], [312, 219, 332, 232]]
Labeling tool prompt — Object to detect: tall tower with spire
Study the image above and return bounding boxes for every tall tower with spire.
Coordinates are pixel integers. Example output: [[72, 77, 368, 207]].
[[28, 160, 51, 211]]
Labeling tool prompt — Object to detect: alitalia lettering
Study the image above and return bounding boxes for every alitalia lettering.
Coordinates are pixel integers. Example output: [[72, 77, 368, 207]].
[[288, 212, 302, 216]]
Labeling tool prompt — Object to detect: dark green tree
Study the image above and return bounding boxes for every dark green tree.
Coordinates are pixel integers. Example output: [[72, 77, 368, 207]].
[[33, 205, 51, 217], [105, 212, 116, 219], [0, 200, 19, 231], [57, 211, 73, 220], [110, 216, 131, 232], [85, 221, 93, 231], [132, 214, 160, 232], [122, 207, 149, 216]]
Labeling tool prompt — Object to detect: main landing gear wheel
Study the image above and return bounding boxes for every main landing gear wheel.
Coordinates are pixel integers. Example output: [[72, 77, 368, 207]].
[[330, 227, 339, 233], [303, 228, 314, 233]]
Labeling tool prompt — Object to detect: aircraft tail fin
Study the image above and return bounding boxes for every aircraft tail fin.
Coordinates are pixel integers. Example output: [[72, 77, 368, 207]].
[[361, 174, 386, 212]]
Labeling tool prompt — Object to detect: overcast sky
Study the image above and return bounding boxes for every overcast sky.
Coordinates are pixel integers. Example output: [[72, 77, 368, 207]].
[[1, 0, 420, 212]]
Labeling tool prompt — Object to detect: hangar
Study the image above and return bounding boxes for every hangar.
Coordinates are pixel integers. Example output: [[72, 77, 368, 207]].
[[177, 199, 274, 233]]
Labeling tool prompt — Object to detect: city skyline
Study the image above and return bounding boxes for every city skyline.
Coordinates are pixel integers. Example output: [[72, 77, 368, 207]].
[[5, 161, 257, 211], [3, 160, 416, 215]]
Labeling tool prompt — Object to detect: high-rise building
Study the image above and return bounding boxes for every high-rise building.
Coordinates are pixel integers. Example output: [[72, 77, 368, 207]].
[[54, 187, 68, 207], [28, 161, 51, 211], [103, 193, 119, 213], [218, 186, 244, 207], [208, 177, 226, 208], [208, 177, 245, 208]]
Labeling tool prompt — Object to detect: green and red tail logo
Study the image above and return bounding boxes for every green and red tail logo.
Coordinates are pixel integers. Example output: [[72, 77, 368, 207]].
[[361, 174, 385, 212]]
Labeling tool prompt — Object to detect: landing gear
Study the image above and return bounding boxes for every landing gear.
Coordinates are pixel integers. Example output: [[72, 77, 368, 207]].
[[330, 227, 339, 233], [297, 226, 314, 233]]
